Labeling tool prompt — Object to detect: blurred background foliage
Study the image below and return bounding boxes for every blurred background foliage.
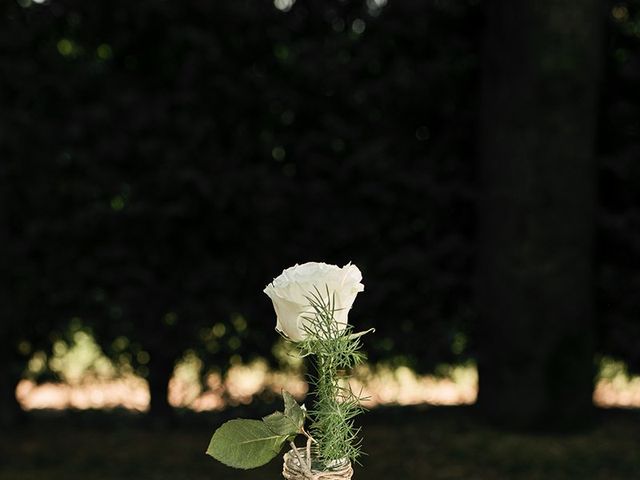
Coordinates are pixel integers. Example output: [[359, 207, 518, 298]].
[[1, 0, 639, 421]]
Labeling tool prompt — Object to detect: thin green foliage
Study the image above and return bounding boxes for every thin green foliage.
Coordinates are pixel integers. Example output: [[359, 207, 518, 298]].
[[297, 286, 368, 467]]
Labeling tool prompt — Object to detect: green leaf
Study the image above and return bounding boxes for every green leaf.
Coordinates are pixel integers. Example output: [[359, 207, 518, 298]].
[[206, 419, 287, 469], [283, 390, 305, 429], [262, 391, 306, 438], [262, 411, 299, 438]]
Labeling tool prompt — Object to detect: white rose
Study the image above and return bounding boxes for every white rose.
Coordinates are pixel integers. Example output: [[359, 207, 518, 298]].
[[263, 262, 364, 342]]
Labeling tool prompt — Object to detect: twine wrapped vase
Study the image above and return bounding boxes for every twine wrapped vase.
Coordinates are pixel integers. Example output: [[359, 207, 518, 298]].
[[282, 448, 353, 480]]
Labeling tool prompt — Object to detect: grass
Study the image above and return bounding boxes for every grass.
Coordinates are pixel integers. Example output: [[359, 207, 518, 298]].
[[1, 406, 639, 480]]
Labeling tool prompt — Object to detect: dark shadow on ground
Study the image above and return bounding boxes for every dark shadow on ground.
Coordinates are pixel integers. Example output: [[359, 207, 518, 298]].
[[1, 405, 639, 480]]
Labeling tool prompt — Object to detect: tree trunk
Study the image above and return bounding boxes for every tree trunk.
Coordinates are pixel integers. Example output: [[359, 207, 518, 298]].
[[477, 0, 603, 428], [0, 362, 24, 427], [147, 353, 176, 420]]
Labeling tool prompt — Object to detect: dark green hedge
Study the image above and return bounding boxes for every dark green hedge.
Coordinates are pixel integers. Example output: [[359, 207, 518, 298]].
[[1, 0, 639, 379]]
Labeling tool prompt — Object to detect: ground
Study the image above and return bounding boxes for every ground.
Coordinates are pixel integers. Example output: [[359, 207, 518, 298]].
[[1, 406, 639, 480]]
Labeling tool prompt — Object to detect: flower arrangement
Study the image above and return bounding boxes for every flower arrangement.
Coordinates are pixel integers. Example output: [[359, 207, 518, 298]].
[[206, 262, 373, 479]]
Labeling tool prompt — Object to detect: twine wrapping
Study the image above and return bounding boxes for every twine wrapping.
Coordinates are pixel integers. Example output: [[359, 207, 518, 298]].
[[282, 448, 353, 480]]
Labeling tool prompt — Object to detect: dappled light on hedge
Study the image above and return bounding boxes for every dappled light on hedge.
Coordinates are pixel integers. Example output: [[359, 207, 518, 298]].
[[16, 359, 640, 412], [16, 332, 640, 411]]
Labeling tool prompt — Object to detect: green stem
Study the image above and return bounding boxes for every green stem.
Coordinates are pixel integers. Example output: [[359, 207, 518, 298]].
[[300, 294, 366, 465]]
